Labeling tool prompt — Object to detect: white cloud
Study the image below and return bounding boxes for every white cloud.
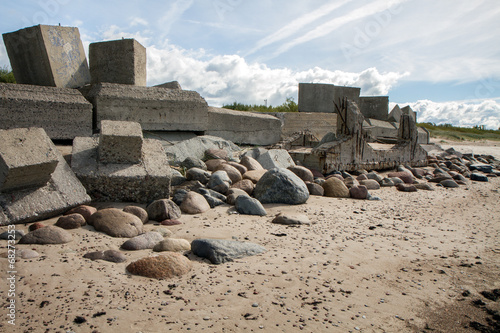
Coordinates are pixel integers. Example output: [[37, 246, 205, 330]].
[[398, 100, 500, 129], [130, 17, 148, 27]]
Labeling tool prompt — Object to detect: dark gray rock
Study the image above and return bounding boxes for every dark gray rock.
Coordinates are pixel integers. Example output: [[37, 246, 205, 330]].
[[380, 178, 395, 187], [306, 182, 324, 196], [181, 157, 207, 170], [197, 188, 226, 208], [19, 226, 72, 244], [172, 189, 189, 206], [0, 229, 25, 240], [186, 167, 211, 184], [170, 168, 186, 186], [207, 170, 232, 194], [235, 196, 267, 216], [470, 173, 489, 182], [121, 232, 164, 250], [253, 168, 309, 205], [440, 179, 459, 188], [469, 164, 493, 174], [191, 239, 266, 264], [146, 199, 182, 222]]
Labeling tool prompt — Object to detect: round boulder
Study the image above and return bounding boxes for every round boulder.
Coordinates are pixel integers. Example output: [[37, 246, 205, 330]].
[[349, 185, 369, 199], [146, 199, 182, 222], [288, 166, 314, 183], [64, 205, 97, 222], [121, 232, 165, 250], [235, 196, 267, 216], [19, 226, 72, 244], [126, 253, 192, 280], [306, 182, 324, 196], [231, 179, 255, 195], [123, 206, 149, 224], [243, 169, 267, 183], [153, 238, 191, 252], [89, 208, 143, 238], [216, 164, 243, 184], [322, 177, 350, 198], [240, 155, 264, 171], [253, 168, 309, 205], [180, 191, 211, 214], [186, 167, 211, 184], [55, 213, 86, 229], [359, 179, 380, 190], [205, 159, 225, 171]]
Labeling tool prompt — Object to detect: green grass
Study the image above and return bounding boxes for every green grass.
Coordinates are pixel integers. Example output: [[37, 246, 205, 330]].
[[418, 122, 500, 142], [223, 97, 298, 112], [0, 66, 16, 83]]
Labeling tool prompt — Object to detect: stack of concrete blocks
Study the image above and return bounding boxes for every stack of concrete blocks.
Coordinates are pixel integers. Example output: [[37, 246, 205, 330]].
[[298, 83, 361, 113], [0, 83, 93, 140], [71, 120, 171, 203], [89, 39, 147, 86], [0, 127, 91, 225], [2, 25, 90, 88]]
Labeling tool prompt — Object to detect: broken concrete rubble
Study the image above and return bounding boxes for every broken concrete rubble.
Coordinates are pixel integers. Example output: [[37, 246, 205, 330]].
[[71, 121, 171, 203], [0, 127, 90, 225]]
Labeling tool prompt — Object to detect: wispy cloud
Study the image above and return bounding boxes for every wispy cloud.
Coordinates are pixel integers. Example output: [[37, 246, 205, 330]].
[[157, 0, 194, 38], [246, 0, 353, 56]]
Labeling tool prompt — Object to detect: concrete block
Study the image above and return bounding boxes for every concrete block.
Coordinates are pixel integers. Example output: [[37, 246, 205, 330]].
[[266, 112, 337, 140], [155, 81, 182, 90], [257, 149, 295, 170], [89, 39, 146, 86], [0, 128, 91, 225], [401, 106, 417, 122], [364, 119, 398, 140], [99, 120, 143, 164], [298, 83, 360, 113], [72, 137, 171, 203], [0, 83, 93, 140], [0, 128, 58, 192], [388, 105, 402, 123], [80, 83, 209, 132], [206, 107, 281, 145], [358, 96, 389, 121], [2, 25, 90, 88]]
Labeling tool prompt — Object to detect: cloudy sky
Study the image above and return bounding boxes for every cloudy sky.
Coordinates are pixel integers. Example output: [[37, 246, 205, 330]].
[[1, 0, 499, 128]]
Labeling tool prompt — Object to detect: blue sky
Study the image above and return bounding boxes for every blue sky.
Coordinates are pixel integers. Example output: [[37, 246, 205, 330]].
[[1, 0, 500, 128]]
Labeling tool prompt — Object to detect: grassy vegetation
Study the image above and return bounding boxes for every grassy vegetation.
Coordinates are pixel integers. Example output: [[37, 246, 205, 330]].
[[223, 97, 298, 112], [0, 66, 16, 83], [418, 122, 500, 142]]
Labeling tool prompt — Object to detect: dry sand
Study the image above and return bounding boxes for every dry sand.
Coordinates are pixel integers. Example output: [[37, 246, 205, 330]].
[[1, 144, 499, 333]]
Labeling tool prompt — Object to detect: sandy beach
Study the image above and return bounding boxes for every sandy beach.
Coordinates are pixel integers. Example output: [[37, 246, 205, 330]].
[[1, 142, 499, 333]]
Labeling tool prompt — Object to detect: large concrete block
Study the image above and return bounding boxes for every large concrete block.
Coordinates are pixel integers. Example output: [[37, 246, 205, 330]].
[[257, 149, 295, 170], [206, 107, 281, 145], [358, 96, 389, 121], [401, 106, 417, 122], [266, 112, 337, 140], [2, 25, 90, 88], [99, 120, 143, 164], [89, 39, 147, 86], [72, 136, 171, 203], [0, 128, 58, 192], [0, 83, 93, 140], [0, 128, 91, 225], [388, 105, 402, 123], [363, 119, 398, 140], [80, 83, 209, 132], [298, 83, 360, 113]]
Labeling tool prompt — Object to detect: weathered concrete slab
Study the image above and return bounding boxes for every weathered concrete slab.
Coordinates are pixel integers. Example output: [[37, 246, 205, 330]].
[[99, 120, 143, 164], [358, 96, 388, 121], [206, 107, 281, 145], [2, 25, 90, 88], [401, 106, 417, 122], [266, 112, 337, 141], [257, 149, 295, 170], [0, 83, 93, 140], [155, 81, 182, 90], [388, 105, 402, 123], [80, 83, 209, 131], [72, 136, 171, 203], [364, 119, 398, 141], [0, 128, 91, 225], [89, 39, 146, 86], [162, 135, 240, 166], [298, 83, 360, 113], [0, 128, 59, 192]]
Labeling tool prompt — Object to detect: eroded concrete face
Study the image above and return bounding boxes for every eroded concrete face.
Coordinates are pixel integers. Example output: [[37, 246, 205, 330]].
[[2, 25, 90, 88], [99, 120, 143, 164], [0, 127, 91, 225], [298, 83, 361, 113], [358, 96, 389, 121], [0, 83, 93, 140], [89, 39, 146, 86]]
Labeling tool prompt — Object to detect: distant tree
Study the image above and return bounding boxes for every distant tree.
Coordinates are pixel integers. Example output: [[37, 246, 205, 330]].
[[0, 66, 16, 83]]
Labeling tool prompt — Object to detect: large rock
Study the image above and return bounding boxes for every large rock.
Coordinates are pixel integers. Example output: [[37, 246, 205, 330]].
[[388, 171, 414, 184], [288, 166, 314, 183], [253, 168, 309, 205], [322, 177, 350, 198], [306, 182, 324, 196], [359, 179, 380, 190], [235, 196, 267, 216], [257, 149, 295, 170], [216, 164, 242, 184], [349, 185, 369, 199], [89, 208, 143, 238], [191, 239, 266, 264], [121, 232, 164, 250], [180, 192, 211, 214], [126, 253, 192, 279], [231, 179, 255, 195], [240, 155, 264, 171], [55, 214, 86, 229], [64, 205, 97, 222], [207, 170, 232, 194], [197, 188, 226, 208], [146, 199, 182, 222], [153, 238, 191, 252], [19, 226, 72, 244], [185, 167, 211, 184], [243, 170, 267, 183], [122, 206, 149, 224]]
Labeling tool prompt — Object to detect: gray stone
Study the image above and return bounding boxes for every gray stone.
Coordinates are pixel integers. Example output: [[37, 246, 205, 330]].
[[163, 136, 240, 166], [197, 188, 226, 208], [388, 105, 402, 123], [469, 164, 493, 174], [172, 189, 189, 206], [19, 226, 72, 244], [121, 232, 164, 250], [186, 167, 211, 184], [359, 179, 380, 190], [83, 249, 127, 263], [0, 83, 93, 140], [146, 199, 182, 222], [235, 196, 267, 216], [126, 253, 192, 279], [414, 183, 434, 191], [242, 147, 268, 160], [98, 120, 143, 164], [440, 179, 459, 188], [81, 83, 208, 132], [153, 238, 191, 252], [380, 178, 395, 187], [207, 170, 232, 194], [226, 188, 250, 205], [181, 157, 207, 171], [170, 168, 187, 186], [253, 168, 309, 205], [206, 107, 281, 145], [396, 183, 417, 192], [239, 155, 264, 171], [89, 208, 143, 238], [89, 38, 146, 86], [257, 150, 295, 170], [191, 239, 266, 264], [71, 136, 171, 203], [0, 230, 25, 240], [366, 171, 384, 183], [0, 127, 59, 192], [216, 164, 242, 184], [2, 25, 90, 88], [122, 206, 149, 224], [272, 213, 310, 225], [470, 173, 489, 182], [55, 213, 86, 229], [0, 129, 91, 226], [306, 182, 324, 196], [180, 192, 210, 214]]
